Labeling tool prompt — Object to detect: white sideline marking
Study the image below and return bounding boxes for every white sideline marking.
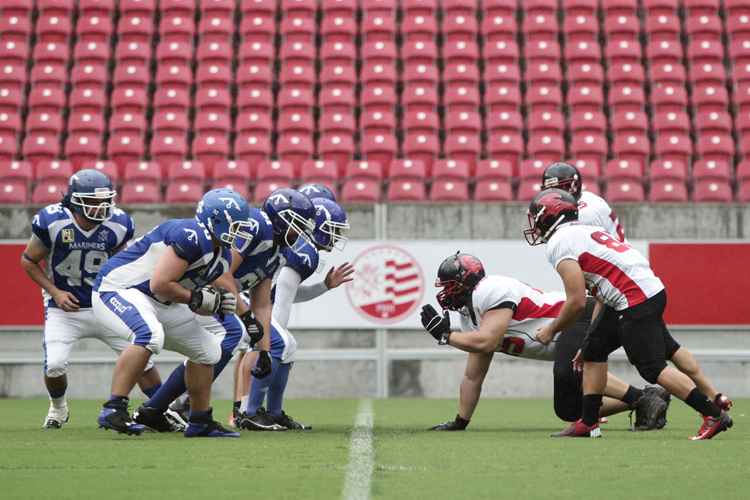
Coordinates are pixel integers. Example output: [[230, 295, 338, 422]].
[[342, 399, 375, 500]]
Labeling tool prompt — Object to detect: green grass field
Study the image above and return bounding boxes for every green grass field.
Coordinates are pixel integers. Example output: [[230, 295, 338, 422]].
[[0, 399, 747, 500]]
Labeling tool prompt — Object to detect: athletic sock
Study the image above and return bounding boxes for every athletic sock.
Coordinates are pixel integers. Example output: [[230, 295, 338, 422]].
[[146, 363, 187, 411], [621, 386, 644, 408], [141, 382, 162, 399], [189, 408, 212, 423], [247, 356, 280, 415], [240, 396, 249, 413], [50, 395, 67, 409], [685, 388, 721, 418], [267, 362, 292, 417], [581, 394, 603, 427], [233, 400, 241, 411]]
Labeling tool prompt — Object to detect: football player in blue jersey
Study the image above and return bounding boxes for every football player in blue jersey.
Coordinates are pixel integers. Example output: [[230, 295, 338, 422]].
[[297, 182, 337, 202], [93, 188, 250, 437], [20, 170, 162, 429], [236, 194, 353, 431]]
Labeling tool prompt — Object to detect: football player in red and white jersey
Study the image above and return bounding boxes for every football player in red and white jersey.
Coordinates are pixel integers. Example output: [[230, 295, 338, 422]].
[[524, 188, 733, 440], [419, 252, 669, 432], [541, 162, 625, 242]]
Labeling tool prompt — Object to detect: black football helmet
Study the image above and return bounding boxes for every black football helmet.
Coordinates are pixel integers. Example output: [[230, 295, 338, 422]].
[[541, 161, 582, 200], [435, 252, 486, 311], [524, 188, 579, 246]]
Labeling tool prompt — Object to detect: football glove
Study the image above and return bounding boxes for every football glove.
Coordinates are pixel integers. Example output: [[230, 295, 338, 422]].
[[430, 414, 470, 431], [189, 286, 222, 315], [240, 311, 264, 347], [420, 304, 451, 345], [251, 351, 273, 379]]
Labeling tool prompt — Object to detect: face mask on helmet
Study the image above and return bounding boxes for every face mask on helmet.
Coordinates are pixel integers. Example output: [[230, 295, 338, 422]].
[[278, 208, 316, 249], [70, 188, 117, 222], [523, 190, 578, 246], [312, 202, 350, 251], [435, 278, 471, 311]]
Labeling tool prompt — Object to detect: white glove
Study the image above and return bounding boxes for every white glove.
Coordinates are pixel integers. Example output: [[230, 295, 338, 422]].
[[188, 286, 222, 315], [218, 288, 236, 315]]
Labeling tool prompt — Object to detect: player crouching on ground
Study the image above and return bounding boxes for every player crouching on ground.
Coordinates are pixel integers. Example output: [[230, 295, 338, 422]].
[[420, 252, 669, 432], [524, 188, 732, 440], [21, 169, 162, 429], [93, 188, 250, 437]]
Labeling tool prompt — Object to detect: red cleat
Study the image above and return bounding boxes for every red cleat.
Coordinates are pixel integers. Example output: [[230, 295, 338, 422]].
[[552, 419, 602, 438], [690, 412, 733, 441], [714, 394, 733, 412]]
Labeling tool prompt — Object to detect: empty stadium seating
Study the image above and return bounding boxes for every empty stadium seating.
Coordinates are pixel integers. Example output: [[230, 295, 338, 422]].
[[0, 1, 746, 204]]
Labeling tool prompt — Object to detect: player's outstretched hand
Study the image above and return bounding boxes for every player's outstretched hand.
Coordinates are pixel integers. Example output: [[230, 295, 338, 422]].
[[572, 349, 583, 373], [535, 325, 555, 345], [240, 311, 264, 347], [324, 263, 355, 289], [251, 351, 273, 379], [420, 304, 450, 341], [430, 414, 469, 431], [53, 290, 80, 312]]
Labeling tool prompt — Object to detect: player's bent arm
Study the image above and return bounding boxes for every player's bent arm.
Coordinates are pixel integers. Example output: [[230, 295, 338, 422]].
[[250, 277, 273, 352], [448, 308, 513, 353], [150, 246, 192, 303], [458, 352, 494, 420], [293, 281, 328, 303], [274, 266, 302, 329], [20, 235, 57, 296], [546, 259, 587, 335]]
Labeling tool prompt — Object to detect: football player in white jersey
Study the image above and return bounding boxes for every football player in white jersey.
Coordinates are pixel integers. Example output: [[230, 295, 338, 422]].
[[524, 188, 733, 440], [420, 253, 669, 432], [541, 162, 625, 241], [20, 170, 161, 429]]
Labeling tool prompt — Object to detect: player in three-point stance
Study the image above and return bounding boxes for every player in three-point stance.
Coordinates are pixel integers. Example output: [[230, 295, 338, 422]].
[[524, 188, 732, 439], [93, 188, 249, 437], [420, 252, 668, 432], [20, 169, 162, 429], [236, 191, 353, 431]]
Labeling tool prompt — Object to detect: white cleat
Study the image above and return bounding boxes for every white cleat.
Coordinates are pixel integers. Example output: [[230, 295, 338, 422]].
[[43, 405, 69, 429]]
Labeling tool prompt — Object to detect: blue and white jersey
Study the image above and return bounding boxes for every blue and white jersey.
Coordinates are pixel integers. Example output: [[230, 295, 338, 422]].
[[95, 218, 231, 303], [32, 203, 134, 309], [280, 241, 319, 283], [233, 208, 280, 291]]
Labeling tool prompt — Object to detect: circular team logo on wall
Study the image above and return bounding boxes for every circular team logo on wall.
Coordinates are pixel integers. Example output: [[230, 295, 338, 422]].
[[346, 245, 425, 324]]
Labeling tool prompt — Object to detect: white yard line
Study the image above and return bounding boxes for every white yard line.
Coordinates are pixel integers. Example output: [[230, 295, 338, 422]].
[[342, 399, 375, 500]]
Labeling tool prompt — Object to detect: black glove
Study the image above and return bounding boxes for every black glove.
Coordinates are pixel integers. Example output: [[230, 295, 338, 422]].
[[430, 414, 470, 431], [240, 311, 264, 347], [420, 304, 451, 345], [251, 351, 272, 379]]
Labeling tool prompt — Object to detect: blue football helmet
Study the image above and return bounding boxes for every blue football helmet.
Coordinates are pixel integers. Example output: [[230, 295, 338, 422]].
[[195, 188, 253, 248], [311, 198, 349, 251], [262, 187, 316, 247], [298, 183, 337, 202], [62, 169, 117, 222]]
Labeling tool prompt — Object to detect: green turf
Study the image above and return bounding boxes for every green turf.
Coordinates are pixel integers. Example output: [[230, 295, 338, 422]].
[[0, 399, 747, 500]]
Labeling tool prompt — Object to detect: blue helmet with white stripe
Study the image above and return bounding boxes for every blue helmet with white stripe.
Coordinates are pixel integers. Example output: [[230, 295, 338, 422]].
[[62, 169, 117, 223], [298, 183, 337, 202], [262, 187, 316, 247], [195, 188, 253, 248], [311, 198, 349, 251]]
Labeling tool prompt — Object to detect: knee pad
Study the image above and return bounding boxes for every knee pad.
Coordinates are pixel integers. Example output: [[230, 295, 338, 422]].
[[45, 360, 67, 378], [192, 340, 222, 366], [635, 359, 667, 384]]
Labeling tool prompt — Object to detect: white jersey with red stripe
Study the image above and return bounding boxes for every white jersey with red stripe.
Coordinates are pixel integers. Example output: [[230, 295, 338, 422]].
[[546, 223, 664, 311], [578, 191, 625, 242], [457, 275, 566, 361]]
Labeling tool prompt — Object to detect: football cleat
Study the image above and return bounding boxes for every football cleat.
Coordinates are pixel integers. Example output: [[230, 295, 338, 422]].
[[690, 412, 733, 441], [43, 404, 69, 429], [164, 407, 188, 432], [237, 407, 286, 431], [714, 393, 733, 412], [552, 419, 602, 438], [184, 408, 240, 438], [133, 406, 183, 433], [273, 411, 312, 430], [632, 386, 670, 431], [228, 406, 241, 428], [98, 407, 145, 436]]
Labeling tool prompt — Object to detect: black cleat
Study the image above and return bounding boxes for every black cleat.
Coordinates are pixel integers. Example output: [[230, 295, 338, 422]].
[[133, 405, 183, 433], [237, 407, 286, 431], [273, 411, 312, 430], [632, 387, 669, 431], [98, 406, 145, 435], [184, 408, 239, 438]]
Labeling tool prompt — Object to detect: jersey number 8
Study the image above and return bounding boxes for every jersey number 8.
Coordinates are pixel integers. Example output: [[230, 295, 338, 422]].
[[590, 231, 630, 253]]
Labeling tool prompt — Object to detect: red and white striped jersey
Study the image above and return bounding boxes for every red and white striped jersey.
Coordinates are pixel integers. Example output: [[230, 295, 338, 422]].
[[458, 275, 566, 361], [546, 223, 664, 311], [578, 191, 625, 242]]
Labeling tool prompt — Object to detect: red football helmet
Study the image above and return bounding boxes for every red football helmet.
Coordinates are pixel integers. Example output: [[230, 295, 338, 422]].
[[524, 188, 579, 246], [435, 252, 486, 310]]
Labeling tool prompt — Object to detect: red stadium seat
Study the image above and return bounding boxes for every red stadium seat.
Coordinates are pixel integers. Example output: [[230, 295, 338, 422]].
[[277, 133, 314, 172], [151, 133, 187, 168], [692, 159, 731, 181], [156, 40, 192, 64], [194, 111, 229, 135], [517, 180, 543, 201], [23, 133, 59, 164], [693, 179, 733, 202], [108, 132, 144, 169], [115, 40, 150, 65], [0, 40, 30, 63], [120, 181, 162, 204], [693, 83, 729, 112], [526, 84, 562, 112], [77, 14, 113, 42], [650, 179, 689, 202], [571, 110, 607, 134], [278, 111, 314, 134], [653, 110, 690, 134], [153, 109, 189, 134], [236, 111, 272, 134], [118, 14, 153, 43], [112, 86, 148, 113], [165, 181, 203, 204], [387, 179, 427, 202], [34, 159, 72, 181], [528, 110, 564, 133], [0, 110, 23, 135], [340, 179, 380, 203], [528, 134, 565, 164], [567, 61, 604, 84], [655, 133, 692, 165], [606, 180, 645, 202], [0, 85, 26, 113], [474, 179, 513, 202], [32, 180, 67, 204], [213, 160, 250, 183], [403, 132, 439, 174], [430, 180, 469, 202], [402, 84, 438, 112], [112, 62, 149, 89], [361, 133, 397, 171], [444, 84, 480, 112], [256, 159, 293, 182], [0, 131, 17, 160], [612, 133, 650, 167], [194, 135, 229, 170], [604, 159, 643, 181], [346, 161, 383, 181], [89, 160, 119, 182], [0, 160, 32, 183], [444, 134, 480, 170], [519, 159, 548, 180], [737, 160, 750, 183], [125, 161, 161, 183], [300, 160, 338, 183], [650, 159, 687, 181], [476, 159, 514, 180], [30, 63, 65, 89], [36, 14, 72, 44], [73, 40, 109, 64], [168, 161, 205, 183], [432, 160, 469, 181], [318, 134, 354, 175], [210, 180, 250, 200], [0, 180, 28, 203], [26, 85, 64, 113], [319, 112, 356, 134], [68, 111, 104, 134], [696, 134, 734, 164], [389, 159, 427, 180], [253, 180, 288, 204], [66, 133, 102, 169]]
